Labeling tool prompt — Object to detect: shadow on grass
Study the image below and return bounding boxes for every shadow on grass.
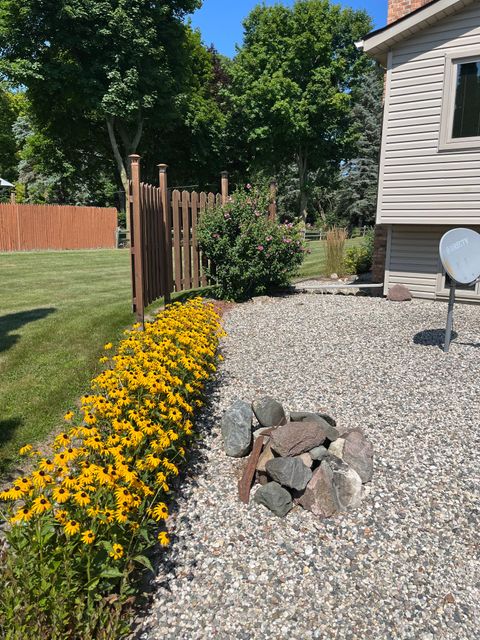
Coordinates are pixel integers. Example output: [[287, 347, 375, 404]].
[[131, 369, 230, 636], [413, 328, 458, 349], [0, 417, 24, 476], [0, 307, 57, 354]]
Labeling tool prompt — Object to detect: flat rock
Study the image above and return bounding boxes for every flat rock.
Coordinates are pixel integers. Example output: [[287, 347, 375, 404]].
[[387, 284, 412, 302], [297, 460, 338, 517], [254, 482, 293, 517], [265, 457, 313, 491], [270, 421, 327, 457], [252, 397, 287, 428], [343, 429, 374, 483], [309, 445, 328, 461], [256, 441, 275, 472], [290, 411, 337, 428], [295, 452, 313, 468], [221, 400, 253, 458], [330, 456, 363, 511]]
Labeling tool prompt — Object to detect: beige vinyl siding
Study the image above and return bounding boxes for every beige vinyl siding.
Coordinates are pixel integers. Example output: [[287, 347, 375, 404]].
[[386, 225, 480, 301], [378, 2, 480, 225]]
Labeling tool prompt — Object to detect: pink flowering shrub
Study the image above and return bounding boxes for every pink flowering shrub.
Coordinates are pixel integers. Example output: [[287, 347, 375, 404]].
[[198, 184, 305, 300]]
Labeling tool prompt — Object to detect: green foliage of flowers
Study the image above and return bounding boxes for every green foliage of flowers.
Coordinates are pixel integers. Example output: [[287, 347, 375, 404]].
[[0, 299, 224, 640], [197, 184, 305, 301], [344, 231, 374, 275]]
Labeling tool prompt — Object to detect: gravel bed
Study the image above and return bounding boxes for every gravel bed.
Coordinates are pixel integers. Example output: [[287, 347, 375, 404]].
[[136, 294, 480, 640]]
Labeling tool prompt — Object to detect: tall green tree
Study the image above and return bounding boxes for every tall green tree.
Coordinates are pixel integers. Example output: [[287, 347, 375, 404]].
[[226, 0, 371, 221], [0, 0, 202, 198], [335, 64, 384, 227], [0, 82, 20, 183]]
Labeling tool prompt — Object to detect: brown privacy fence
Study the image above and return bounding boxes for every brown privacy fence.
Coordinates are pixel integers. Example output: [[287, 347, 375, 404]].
[[0, 203, 118, 252], [128, 156, 222, 322]]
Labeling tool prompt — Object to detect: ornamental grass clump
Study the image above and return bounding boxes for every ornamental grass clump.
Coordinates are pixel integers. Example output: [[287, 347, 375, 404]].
[[325, 227, 348, 276], [0, 298, 224, 640], [198, 184, 305, 301]]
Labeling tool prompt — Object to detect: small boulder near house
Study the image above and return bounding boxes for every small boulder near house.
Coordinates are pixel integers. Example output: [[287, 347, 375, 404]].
[[357, 0, 480, 303]]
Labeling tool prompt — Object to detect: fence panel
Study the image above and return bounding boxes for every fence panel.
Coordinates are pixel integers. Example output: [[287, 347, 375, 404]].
[[0, 204, 118, 251]]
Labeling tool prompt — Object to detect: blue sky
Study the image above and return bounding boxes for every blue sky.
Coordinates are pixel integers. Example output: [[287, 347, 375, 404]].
[[190, 1, 387, 57]]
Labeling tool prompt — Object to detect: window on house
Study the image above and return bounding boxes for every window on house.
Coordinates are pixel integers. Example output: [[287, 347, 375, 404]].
[[439, 50, 480, 151], [452, 61, 480, 139]]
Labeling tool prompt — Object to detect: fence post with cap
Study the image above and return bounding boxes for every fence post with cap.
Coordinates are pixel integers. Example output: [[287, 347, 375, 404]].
[[268, 179, 278, 221], [221, 171, 229, 205]]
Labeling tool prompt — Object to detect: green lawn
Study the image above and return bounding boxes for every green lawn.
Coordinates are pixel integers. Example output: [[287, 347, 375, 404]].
[[0, 249, 132, 474], [298, 236, 365, 279]]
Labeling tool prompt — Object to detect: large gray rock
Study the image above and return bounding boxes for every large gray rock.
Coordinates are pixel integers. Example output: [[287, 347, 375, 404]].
[[329, 456, 363, 511], [254, 482, 293, 517], [270, 421, 327, 457], [342, 429, 374, 483], [252, 397, 287, 428], [221, 400, 253, 458], [265, 457, 313, 491], [297, 460, 337, 517], [387, 284, 412, 302], [290, 411, 337, 428]]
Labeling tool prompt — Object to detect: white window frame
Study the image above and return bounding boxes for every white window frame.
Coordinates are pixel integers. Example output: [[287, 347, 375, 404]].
[[439, 48, 480, 152], [436, 262, 480, 299]]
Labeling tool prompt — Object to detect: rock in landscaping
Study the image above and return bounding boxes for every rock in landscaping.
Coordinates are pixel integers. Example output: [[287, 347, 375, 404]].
[[290, 411, 337, 428], [297, 460, 338, 517], [342, 429, 374, 483], [328, 438, 345, 459], [256, 441, 275, 473], [254, 482, 293, 517], [289, 412, 339, 441], [330, 456, 363, 511], [221, 400, 253, 458], [309, 445, 328, 461], [295, 452, 313, 468], [270, 421, 327, 457], [265, 457, 313, 491], [252, 397, 287, 428], [253, 427, 274, 440], [387, 284, 412, 302]]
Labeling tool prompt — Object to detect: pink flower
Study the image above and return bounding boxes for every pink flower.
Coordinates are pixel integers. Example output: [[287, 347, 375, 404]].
[[266, 236, 272, 241], [257, 245, 264, 251], [246, 183, 252, 190], [283, 238, 292, 244], [223, 213, 230, 219], [254, 210, 262, 217]]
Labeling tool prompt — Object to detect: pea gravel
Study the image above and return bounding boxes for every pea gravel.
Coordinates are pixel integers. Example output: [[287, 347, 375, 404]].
[[136, 294, 480, 640]]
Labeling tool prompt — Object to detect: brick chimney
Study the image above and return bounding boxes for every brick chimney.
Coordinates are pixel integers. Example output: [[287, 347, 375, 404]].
[[388, 0, 434, 24]]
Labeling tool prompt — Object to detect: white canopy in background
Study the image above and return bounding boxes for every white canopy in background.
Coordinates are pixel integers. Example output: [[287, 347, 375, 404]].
[[0, 178, 13, 188]]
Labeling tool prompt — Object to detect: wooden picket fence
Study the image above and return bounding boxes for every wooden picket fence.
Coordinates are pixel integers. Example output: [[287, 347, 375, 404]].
[[128, 156, 226, 322]]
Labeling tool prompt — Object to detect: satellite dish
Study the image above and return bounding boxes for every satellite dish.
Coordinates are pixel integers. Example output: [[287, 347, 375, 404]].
[[439, 228, 480, 285], [439, 228, 480, 353]]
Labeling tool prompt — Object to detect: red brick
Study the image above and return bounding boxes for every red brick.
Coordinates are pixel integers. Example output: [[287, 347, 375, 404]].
[[388, 0, 434, 24]]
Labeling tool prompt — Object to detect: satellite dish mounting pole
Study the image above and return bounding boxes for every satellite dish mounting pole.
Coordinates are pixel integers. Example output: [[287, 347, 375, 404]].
[[444, 281, 456, 353]]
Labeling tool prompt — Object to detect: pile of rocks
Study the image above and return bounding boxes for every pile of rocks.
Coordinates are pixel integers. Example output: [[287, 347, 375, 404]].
[[221, 397, 373, 518]]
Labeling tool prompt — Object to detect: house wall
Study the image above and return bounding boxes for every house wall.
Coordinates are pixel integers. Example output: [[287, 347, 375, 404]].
[[377, 2, 480, 226], [386, 224, 480, 300], [388, 0, 435, 25]]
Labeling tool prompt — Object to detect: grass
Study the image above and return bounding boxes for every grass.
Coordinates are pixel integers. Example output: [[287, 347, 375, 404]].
[[0, 249, 132, 475], [298, 236, 365, 280]]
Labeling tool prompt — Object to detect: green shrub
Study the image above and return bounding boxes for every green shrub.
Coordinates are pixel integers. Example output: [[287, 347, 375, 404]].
[[198, 184, 305, 301], [344, 232, 374, 275]]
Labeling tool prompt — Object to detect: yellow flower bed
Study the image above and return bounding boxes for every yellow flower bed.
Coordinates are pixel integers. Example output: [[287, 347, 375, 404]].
[[0, 298, 224, 638]]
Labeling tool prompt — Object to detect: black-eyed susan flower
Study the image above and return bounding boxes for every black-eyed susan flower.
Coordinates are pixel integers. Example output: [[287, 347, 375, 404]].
[[63, 411, 74, 421], [31, 496, 51, 515], [80, 530, 95, 545], [64, 520, 80, 536], [109, 543, 124, 560], [19, 444, 33, 456], [74, 491, 91, 507], [150, 503, 168, 522], [52, 486, 70, 504], [158, 531, 170, 547], [10, 506, 33, 524]]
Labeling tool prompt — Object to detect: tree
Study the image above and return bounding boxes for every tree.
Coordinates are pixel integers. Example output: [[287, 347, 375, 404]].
[[225, 0, 371, 221], [0, 0, 202, 199], [0, 82, 20, 183], [335, 64, 384, 228]]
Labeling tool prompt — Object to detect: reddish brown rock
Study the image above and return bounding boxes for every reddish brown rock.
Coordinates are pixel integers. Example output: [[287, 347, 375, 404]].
[[342, 429, 374, 483], [297, 460, 337, 517], [270, 422, 327, 458], [387, 284, 412, 302]]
